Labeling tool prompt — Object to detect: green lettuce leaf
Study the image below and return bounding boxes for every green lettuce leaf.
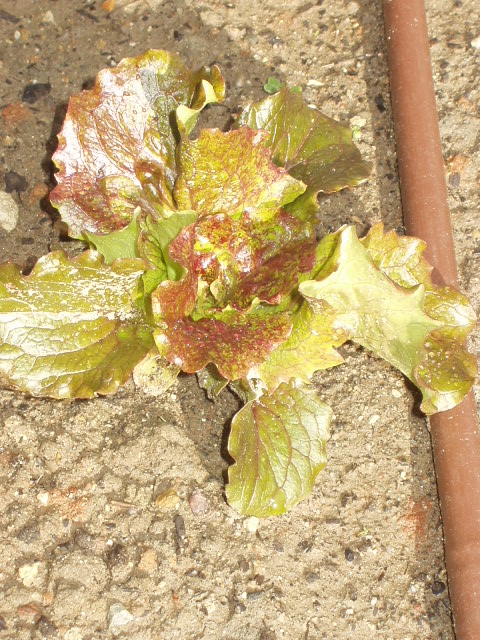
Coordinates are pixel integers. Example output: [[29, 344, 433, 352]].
[[83, 208, 141, 263], [154, 308, 292, 380], [150, 221, 198, 322], [174, 128, 306, 222], [299, 225, 477, 413], [140, 210, 198, 314], [0, 251, 153, 398], [249, 300, 347, 392], [236, 87, 371, 219], [51, 50, 224, 237], [226, 380, 331, 516], [139, 210, 197, 278]]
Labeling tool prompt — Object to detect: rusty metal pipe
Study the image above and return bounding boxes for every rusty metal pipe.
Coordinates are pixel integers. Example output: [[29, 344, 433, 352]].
[[383, 1, 480, 638]]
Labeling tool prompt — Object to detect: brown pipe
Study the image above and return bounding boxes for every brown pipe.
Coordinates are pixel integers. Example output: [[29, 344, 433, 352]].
[[383, 1, 480, 638]]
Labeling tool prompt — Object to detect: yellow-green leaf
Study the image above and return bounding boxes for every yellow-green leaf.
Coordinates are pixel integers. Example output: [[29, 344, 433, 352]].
[[300, 225, 477, 414], [249, 300, 347, 391], [226, 381, 331, 517], [0, 251, 153, 398]]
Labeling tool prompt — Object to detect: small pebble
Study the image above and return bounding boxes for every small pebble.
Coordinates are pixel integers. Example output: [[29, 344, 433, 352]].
[[375, 94, 386, 113], [41, 10, 56, 24], [448, 172, 461, 188], [18, 562, 40, 587], [137, 548, 157, 574], [243, 516, 260, 533], [347, 1, 360, 13], [0, 191, 19, 231], [225, 26, 245, 41], [17, 603, 42, 623], [471, 36, 480, 49], [174, 514, 186, 540], [350, 115, 366, 128], [101, 0, 116, 12], [189, 490, 210, 516], [200, 10, 225, 28], [304, 571, 319, 583], [37, 491, 49, 506], [108, 603, 134, 633], [391, 388, 402, 398], [155, 487, 180, 509], [37, 617, 57, 636], [5, 170, 28, 194], [22, 82, 51, 104]]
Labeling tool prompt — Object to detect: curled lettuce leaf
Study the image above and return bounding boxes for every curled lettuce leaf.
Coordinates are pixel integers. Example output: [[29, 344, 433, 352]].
[[299, 224, 477, 413], [361, 224, 477, 413], [236, 87, 371, 218], [196, 364, 229, 399], [145, 126, 315, 324], [51, 50, 224, 236], [0, 252, 153, 398], [188, 211, 316, 311], [138, 210, 197, 278]]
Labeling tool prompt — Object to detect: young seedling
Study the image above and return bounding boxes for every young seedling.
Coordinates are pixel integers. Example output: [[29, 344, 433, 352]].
[[0, 50, 476, 517]]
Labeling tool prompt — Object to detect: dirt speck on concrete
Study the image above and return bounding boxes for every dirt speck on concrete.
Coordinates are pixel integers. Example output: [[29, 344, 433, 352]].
[[0, 1, 478, 638]]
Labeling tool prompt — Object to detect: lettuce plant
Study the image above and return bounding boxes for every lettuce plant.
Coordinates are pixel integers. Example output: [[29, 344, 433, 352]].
[[0, 50, 476, 517]]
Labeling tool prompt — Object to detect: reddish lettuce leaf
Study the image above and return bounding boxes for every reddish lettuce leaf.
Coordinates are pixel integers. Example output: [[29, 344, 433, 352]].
[[191, 211, 316, 310], [154, 309, 292, 380], [226, 380, 331, 517], [145, 126, 315, 322], [51, 50, 224, 237], [149, 211, 316, 323]]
